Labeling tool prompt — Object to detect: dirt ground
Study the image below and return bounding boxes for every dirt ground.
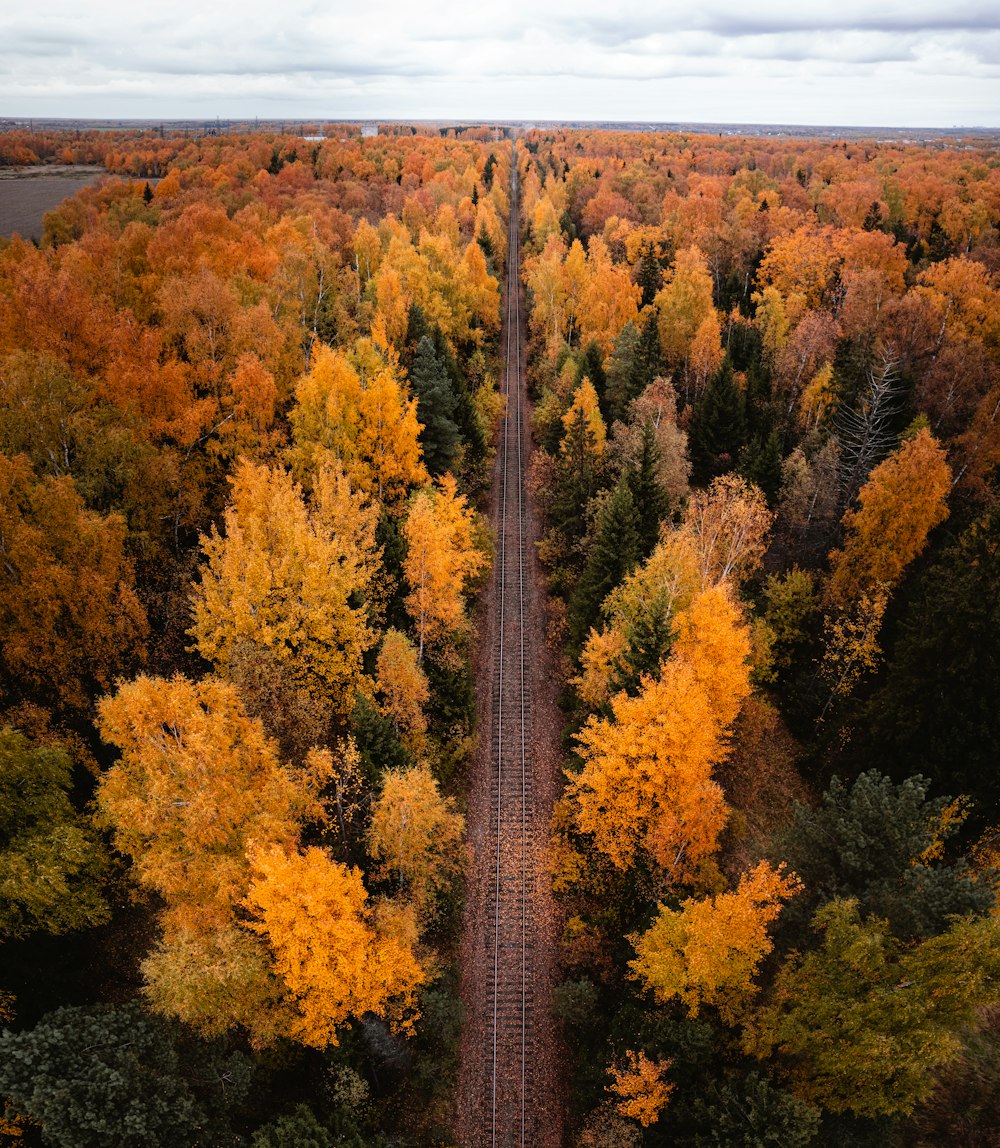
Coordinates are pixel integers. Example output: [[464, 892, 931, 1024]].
[[0, 167, 104, 241]]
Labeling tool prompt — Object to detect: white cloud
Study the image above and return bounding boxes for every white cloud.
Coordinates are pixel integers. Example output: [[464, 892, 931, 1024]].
[[0, 1, 996, 126]]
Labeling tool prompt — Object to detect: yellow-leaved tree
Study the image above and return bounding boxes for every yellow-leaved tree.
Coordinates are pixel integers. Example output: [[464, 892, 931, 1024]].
[[630, 861, 801, 1023], [561, 378, 607, 457], [525, 234, 568, 358], [288, 344, 363, 478], [578, 236, 641, 357], [96, 675, 323, 921], [573, 470, 768, 712], [188, 459, 379, 716], [245, 844, 425, 1049], [368, 764, 465, 916], [288, 341, 427, 502], [818, 428, 951, 718], [817, 585, 891, 720], [403, 475, 488, 660], [570, 584, 751, 881], [96, 674, 332, 1044], [655, 245, 722, 402]]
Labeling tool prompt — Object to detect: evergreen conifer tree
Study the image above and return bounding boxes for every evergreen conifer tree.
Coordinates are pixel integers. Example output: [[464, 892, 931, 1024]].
[[554, 407, 602, 545], [634, 309, 663, 397], [410, 336, 460, 476], [571, 479, 641, 643], [577, 341, 607, 411], [430, 326, 486, 464], [605, 321, 640, 424], [477, 226, 495, 269], [689, 358, 748, 483], [740, 429, 784, 506], [604, 313, 663, 424], [867, 507, 1000, 812], [627, 421, 669, 557], [636, 243, 663, 309]]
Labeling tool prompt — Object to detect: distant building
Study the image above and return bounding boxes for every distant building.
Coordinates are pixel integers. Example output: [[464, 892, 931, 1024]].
[[361, 123, 379, 138]]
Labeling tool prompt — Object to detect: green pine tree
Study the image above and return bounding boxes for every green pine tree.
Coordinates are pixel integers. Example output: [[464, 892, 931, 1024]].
[[553, 405, 602, 544], [740, 429, 784, 506], [0, 1003, 251, 1148], [607, 598, 677, 699], [604, 312, 663, 425], [749, 901, 1000, 1118], [634, 309, 663, 398], [867, 507, 1000, 814], [0, 728, 110, 940], [570, 478, 641, 644], [688, 358, 748, 483], [689, 1071, 820, 1147], [605, 321, 640, 424], [410, 336, 460, 476], [482, 152, 497, 190], [477, 226, 495, 270], [627, 421, 669, 557], [431, 325, 486, 464], [577, 341, 607, 411], [636, 242, 663, 309], [772, 771, 994, 943]]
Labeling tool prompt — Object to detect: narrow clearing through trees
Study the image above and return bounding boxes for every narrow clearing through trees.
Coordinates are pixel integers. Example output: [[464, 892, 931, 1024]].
[[459, 150, 562, 1148]]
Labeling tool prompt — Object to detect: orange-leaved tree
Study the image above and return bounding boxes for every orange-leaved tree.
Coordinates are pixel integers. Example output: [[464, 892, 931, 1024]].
[[825, 427, 951, 609], [570, 584, 751, 881], [375, 628, 430, 742], [96, 674, 327, 926], [0, 453, 147, 711], [245, 843, 425, 1048], [402, 474, 487, 660], [578, 236, 641, 357], [607, 1050, 674, 1128]]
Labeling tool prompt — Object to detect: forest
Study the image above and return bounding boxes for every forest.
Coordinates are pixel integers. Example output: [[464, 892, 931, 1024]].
[[0, 122, 998, 1147], [0, 126, 508, 1146], [518, 128, 1000, 1146]]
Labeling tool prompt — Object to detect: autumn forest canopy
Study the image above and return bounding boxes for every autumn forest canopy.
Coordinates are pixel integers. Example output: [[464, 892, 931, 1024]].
[[0, 123, 999, 1147]]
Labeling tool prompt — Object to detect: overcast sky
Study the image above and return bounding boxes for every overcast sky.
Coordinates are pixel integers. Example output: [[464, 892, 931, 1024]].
[[2, 0, 998, 127]]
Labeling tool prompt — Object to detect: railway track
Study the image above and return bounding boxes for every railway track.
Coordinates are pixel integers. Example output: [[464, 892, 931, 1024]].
[[484, 148, 534, 1148]]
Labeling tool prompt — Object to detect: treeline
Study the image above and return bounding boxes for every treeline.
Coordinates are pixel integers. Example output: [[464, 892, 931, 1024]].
[[0, 125, 508, 180], [517, 129, 1000, 1147], [0, 133, 510, 1146]]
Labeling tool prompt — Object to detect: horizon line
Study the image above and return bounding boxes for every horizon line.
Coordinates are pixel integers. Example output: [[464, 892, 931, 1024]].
[[2, 115, 998, 134]]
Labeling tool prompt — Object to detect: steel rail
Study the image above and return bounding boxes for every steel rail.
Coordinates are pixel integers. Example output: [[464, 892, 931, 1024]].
[[489, 147, 528, 1148]]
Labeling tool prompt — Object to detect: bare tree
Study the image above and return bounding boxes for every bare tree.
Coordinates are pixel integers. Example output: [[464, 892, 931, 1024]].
[[837, 344, 902, 506]]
